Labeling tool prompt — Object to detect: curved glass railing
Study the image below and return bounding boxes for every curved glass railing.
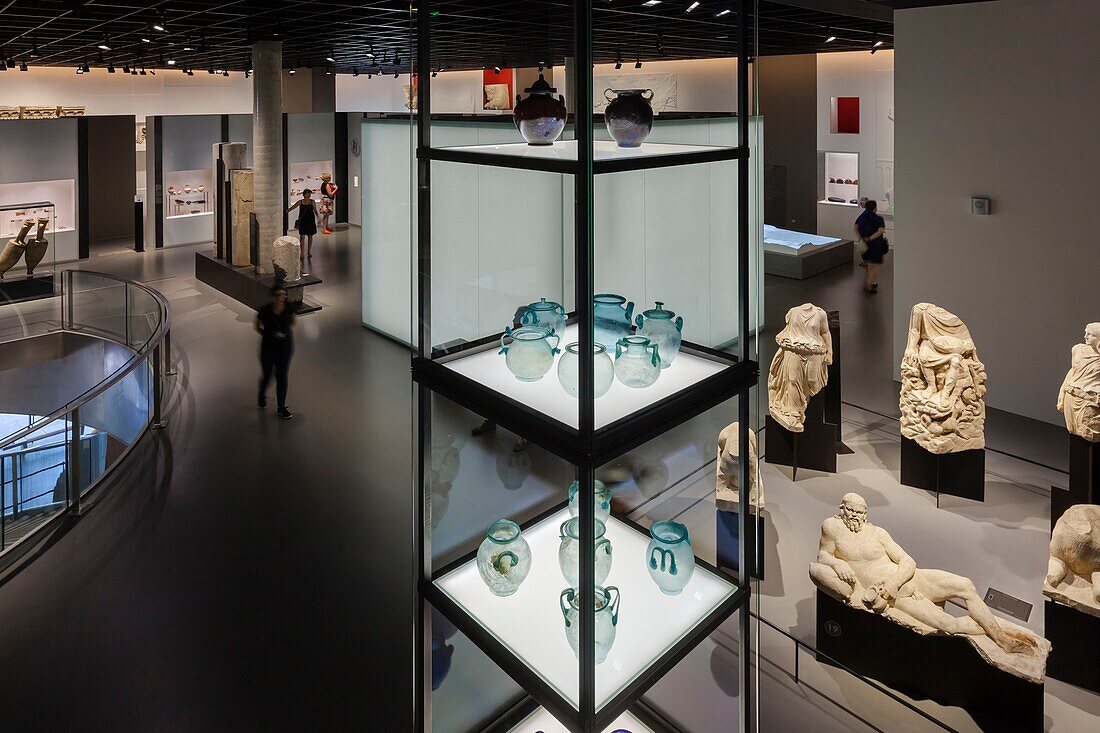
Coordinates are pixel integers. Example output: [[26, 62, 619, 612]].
[[0, 270, 171, 558]]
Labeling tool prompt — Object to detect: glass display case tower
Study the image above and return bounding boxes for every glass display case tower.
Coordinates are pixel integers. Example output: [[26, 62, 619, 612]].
[[412, 2, 762, 731]]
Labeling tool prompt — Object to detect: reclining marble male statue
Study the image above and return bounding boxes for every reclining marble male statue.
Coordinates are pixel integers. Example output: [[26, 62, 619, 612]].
[[1045, 503, 1100, 617], [810, 492, 1049, 682], [1057, 323, 1100, 443]]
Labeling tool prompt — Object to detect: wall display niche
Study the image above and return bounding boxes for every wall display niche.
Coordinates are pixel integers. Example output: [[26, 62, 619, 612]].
[[0, 181, 75, 238], [412, 4, 761, 732], [287, 160, 334, 204], [164, 169, 212, 219], [0, 202, 57, 287], [820, 151, 860, 206]]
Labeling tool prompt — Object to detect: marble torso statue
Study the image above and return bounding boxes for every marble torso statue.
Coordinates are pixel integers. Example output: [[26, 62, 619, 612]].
[[768, 303, 832, 432], [810, 493, 1049, 682], [715, 422, 761, 509], [899, 303, 986, 454], [1057, 323, 1100, 442]]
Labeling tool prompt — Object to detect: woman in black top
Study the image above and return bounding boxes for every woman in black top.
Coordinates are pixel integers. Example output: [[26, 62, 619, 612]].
[[855, 199, 888, 293], [255, 286, 297, 419], [288, 189, 318, 264]]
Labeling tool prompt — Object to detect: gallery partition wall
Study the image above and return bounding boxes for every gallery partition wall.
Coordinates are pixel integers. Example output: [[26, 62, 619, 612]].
[[411, 1, 762, 731]]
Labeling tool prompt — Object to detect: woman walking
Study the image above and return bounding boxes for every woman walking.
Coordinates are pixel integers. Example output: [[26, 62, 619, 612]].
[[287, 189, 318, 266], [855, 199, 888, 293], [255, 286, 297, 419]]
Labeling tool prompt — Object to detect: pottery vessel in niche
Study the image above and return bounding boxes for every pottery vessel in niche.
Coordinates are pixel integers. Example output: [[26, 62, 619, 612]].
[[513, 74, 567, 146], [604, 89, 655, 148]]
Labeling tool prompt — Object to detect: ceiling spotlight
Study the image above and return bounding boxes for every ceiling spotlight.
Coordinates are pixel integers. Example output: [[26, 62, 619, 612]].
[[352, 67, 359, 77], [107, 63, 116, 73], [148, 69, 155, 76], [183, 37, 194, 51], [871, 36, 883, 54], [635, 57, 642, 69], [244, 69, 250, 78], [325, 67, 332, 76], [187, 69, 194, 76], [288, 67, 296, 75], [367, 73, 373, 79], [141, 36, 151, 44], [394, 55, 401, 66], [393, 71, 399, 78], [122, 64, 130, 74], [325, 52, 335, 63], [19, 61, 28, 72], [643, 0, 662, 5], [207, 68, 215, 75], [615, 49, 623, 69], [81, 62, 90, 73], [493, 65, 501, 74], [153, 19, 166, 33], [686, 1, 699, 11], [223, 70, 229, 77], [30, 39, 38, 59], [716, 8, 731, 16], [825, 27, 837, 43], [131, 69, 138, 76], [76, 66, 83, 75], [98, 34, 112, 51], [167, 58, 176, 66], [431, 69, 438, 77]]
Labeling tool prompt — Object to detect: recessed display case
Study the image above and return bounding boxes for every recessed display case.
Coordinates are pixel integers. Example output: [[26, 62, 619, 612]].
[[287, 159, 333, 201], [0, 180, 75, 237], [413, 3, 762, 732], [164, 168, 212, 219], [0, 201, 57, 292], [820, 151, 860, 206]]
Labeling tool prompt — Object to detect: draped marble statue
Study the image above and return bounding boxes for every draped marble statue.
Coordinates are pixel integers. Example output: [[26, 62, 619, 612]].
[[767, 303, 832, 432], [899, 303, 987, 454], [1045, 503, 1100, 617], [1057, 323, 1100, 442], [810, 493, 1049, 682], [715, 422, 762, 509]]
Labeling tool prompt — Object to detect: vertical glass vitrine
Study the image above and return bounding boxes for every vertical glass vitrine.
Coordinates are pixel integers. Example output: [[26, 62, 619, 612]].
[[413, 2, 763, 731]]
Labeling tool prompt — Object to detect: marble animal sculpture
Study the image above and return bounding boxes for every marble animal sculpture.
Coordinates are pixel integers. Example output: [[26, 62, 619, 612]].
[[767, 303, 832, 432], [1057, 323, 1100, 442], [0, 218, 33, 277], [899, 303, 987, 454], [715, 421, 762, 509], [1045, 504, 1100, 617], [810, 493, 1049, 682]]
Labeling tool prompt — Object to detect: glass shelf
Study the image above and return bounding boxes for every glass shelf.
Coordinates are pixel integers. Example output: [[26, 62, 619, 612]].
[[434, 506, 738, 712], [428, 139, 744, 174], [439, 325, 730, 431], [507, 706, 655, 733]]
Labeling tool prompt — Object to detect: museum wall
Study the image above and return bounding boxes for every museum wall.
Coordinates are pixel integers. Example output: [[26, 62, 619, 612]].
[[758, 54, 817, 232], [894, 0, 1100, 425], [588, 58, 737, 113], [338, 70, 485, 113], [0, 66, 253, 116], [815, 50, 893, 240], [86, 116, 137, 243], [346, 112, 364, 227]]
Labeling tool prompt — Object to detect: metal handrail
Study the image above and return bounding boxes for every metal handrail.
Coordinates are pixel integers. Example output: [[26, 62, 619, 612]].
[[0, 271, 172, 453]]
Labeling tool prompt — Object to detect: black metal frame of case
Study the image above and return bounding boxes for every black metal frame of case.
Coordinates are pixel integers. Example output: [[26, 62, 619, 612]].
[[413, 1, 759, 731]]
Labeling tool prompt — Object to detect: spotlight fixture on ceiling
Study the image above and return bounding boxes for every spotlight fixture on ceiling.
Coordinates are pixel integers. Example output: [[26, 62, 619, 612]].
[[122, 64, 130, 74], [686, 1, 699, 11], [153, 13, 166, 33], [352, 67, 359, 77], [716, 7, 731, 17], [635, 57, 642, 69], [326, 51, 336, 63], [493, 64, 501, 74], [141, 36, 151, 44], [288, 67, 296, 75], [642, 0, 662, 6], [825, 27, 837, 43], [167, 58, 176, 66], [244, 69, 250, 78], [30, 39, 38, 59], [615, 49, 623, 69], [325, 66, 332, 76], [107, 63, 116, 73], [76, 66, 83, 75], [431, 69, 438, 77], [394, 55, 402, 67], [82, 62, 90, 73], [223, 70, 229, 77], [393, 71, 399, 78], [183, 37, 194, 52], [656, 33, 664, 55], [187, 69, 194, 76], [871, 36, 883, 54], [19, 61, 28, 72], [367, 73, 373, 79], [207, 68, 215, 75], [98, 34, 112, 51], [148, 69, 155, 76]]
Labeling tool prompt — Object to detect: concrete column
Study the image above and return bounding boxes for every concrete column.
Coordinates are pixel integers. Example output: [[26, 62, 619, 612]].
[[252, 40, 283, 273]]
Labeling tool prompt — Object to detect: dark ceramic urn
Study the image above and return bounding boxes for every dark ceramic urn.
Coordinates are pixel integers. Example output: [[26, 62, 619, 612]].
[[513, 74, 567, 146], [604, 88, 655, 148]]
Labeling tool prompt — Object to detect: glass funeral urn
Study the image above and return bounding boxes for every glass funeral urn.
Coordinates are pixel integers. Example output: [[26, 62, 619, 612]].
[[557, 342, 615, 399], [520, 296, 567, 338], [560, 585, 620, 664], [499, 325, 560, 382], [558, 517, 613, 588], [614, 336, 661, 388], [593, 293, 635, 350], [477, 519, 532, 597], [568, 478, 612, 524], [513, 74, 567, 146], [635, 301, 684, 368], [646, 520, 695, 596]]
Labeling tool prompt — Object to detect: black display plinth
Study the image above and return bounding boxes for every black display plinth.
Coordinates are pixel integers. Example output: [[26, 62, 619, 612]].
[[195, 252, 322, 314], [0, 274, 55, 305], [815, 591, 1043, 733], [765, 393, 838, 478], [1045, 599, 1100, 693], [716, 509, 764, 580], [824, 310, 853, 454], [900, 436, 985, 502], [1051, 436, 1100, 527]]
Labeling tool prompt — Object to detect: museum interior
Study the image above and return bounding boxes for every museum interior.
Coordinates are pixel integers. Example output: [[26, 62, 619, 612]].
[[0, 0, 1096, 731]]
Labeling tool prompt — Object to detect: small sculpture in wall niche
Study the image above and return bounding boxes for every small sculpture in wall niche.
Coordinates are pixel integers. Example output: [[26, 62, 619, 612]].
[[1057, 322, 1100, 442], [810, 493, 1050, 682], [899, 303, 986, 454], [1045, 504, 1100, 617], [715, 422, 761, 509], [767, 303, 832, 432]]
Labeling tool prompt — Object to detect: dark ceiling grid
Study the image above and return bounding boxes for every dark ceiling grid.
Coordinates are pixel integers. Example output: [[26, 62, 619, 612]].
[[0, 0, 920, 75]]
